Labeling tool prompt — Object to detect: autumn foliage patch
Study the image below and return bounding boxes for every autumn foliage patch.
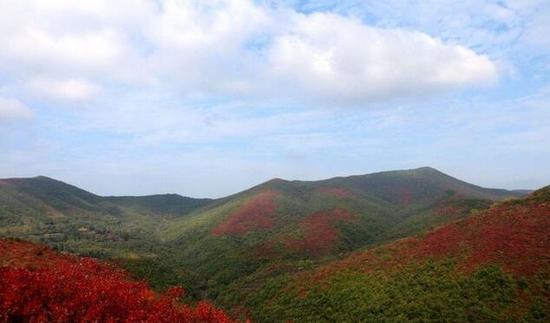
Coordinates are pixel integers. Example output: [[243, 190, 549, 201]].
[[284, 208, 355, 257], [313, 193, 550, 279], [398, 187, 413, 205], [249, 190, 550, 322], [212, 190, 278, 236], [0, 239, 232, 322]]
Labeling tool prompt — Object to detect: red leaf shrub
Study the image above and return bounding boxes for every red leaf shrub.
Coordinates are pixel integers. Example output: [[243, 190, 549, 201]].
[[0, 240, 233, 322], [212, 190, 278, 236]]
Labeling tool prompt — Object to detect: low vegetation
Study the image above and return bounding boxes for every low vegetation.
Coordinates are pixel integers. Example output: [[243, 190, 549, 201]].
[[0, 239, 232, 322]]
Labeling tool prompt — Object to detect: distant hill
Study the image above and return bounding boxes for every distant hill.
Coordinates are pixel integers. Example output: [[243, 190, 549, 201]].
[[0, 176, 213, 258], [0, 176, 114, 217], [316, 166, 522, 202], [0, 175, 211, 218], [105, 194, 213, 217], [243, 186, 550, 321], [151, 167, 525, 300], [0, 168, 531, 305]]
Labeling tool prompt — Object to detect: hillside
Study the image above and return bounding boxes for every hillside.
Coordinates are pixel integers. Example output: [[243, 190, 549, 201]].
[[0, 168, 527, 306], [0, 176, 212, 259], [0, 239, 231, 322], [0, 176, 212, 218], [318, 167, 520, 202], [144, 167, 523, 301], [106, 194, 212, 217], [243, 186, 550, 321]]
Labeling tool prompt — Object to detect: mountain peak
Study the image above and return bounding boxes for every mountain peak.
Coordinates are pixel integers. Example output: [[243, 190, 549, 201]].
[[413, 166, 440, 172]]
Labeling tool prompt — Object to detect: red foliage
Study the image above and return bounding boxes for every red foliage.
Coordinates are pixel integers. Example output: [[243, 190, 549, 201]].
[[212, 190, 278, 236], [317, 187, 354, 198], [0, 240, 233, 323], [284, 208, 355, 257], [398, 187, 412, 205], [400, 200, 549, 275], [461, 203, 549, 275], [311, 196, 550, 280]]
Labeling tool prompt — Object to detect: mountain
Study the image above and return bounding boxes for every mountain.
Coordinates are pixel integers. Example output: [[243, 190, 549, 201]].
[[242, 186, 550, 321], [0, 168, 529, 307], [321, 166, 520, 200], [139, 167, 524, 300], [0, 175, 212, 218], [0, 176, 115, 217], [0, 176, 213, 258], [105, 194, 213, 217]]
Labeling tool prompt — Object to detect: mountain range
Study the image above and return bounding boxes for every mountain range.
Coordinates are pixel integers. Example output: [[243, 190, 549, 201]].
[[1, 167, 546, 321]]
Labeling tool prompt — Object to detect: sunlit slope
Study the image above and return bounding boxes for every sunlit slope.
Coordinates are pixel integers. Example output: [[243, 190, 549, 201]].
[[0, 176, 213, 257], [0, 169, 526, 302], [157, 167, 523, 300], [244, 186, 550, 322], [106, 194, 212, 217]]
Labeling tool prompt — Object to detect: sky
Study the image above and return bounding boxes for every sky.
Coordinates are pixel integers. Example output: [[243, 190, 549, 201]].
[[0, 0, 549, 198]]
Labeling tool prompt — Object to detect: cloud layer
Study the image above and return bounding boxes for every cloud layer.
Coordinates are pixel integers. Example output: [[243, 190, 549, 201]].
[[0, 98, 33, 121], [1, 0, 547, 197], [0, 0, 498, 106]]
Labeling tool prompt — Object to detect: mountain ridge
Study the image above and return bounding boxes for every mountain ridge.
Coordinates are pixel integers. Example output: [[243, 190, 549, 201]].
[[0, 167, 534, 306], [1, 166, 529, 200], [0, 169, 547, 321]]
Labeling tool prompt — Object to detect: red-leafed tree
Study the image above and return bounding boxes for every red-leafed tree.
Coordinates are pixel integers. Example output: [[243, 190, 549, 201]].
[[0, 239, 233, 322]]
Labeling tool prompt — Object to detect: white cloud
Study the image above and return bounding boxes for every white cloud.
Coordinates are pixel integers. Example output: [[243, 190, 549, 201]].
[[0, 0, 499, 106], [265, 12, 497, 104], [0, 98, 33, 121], [27, 78, 100, 102]]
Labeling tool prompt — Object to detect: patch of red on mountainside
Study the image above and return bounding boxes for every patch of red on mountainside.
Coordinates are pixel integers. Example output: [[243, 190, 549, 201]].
[[404, 200, 549, 276], [254, 239, 280, 260], [310, 193, 549, 281], [0, 239, 233, 322], [317, 187, 354, 198], [398, 187, 413, 205], [212, 190, 278, 236], [284, 208, 355, 257]]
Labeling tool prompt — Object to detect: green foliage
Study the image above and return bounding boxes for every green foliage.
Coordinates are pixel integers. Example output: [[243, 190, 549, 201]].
[[106, 194, 212, 217], [0, 170, 534, 320], [248, 261, 543, 322]]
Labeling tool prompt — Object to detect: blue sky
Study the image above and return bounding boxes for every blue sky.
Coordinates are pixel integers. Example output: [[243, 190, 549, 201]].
[[0, 0, 549, 197]]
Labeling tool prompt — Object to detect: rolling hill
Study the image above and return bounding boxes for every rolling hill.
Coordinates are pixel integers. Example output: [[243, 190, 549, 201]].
[[152, 167, 522, 298], [0, 175, 212, 219], [243, 186, 550, 321], [0, 176, 212, 259], [0, 167, 529, 312]]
